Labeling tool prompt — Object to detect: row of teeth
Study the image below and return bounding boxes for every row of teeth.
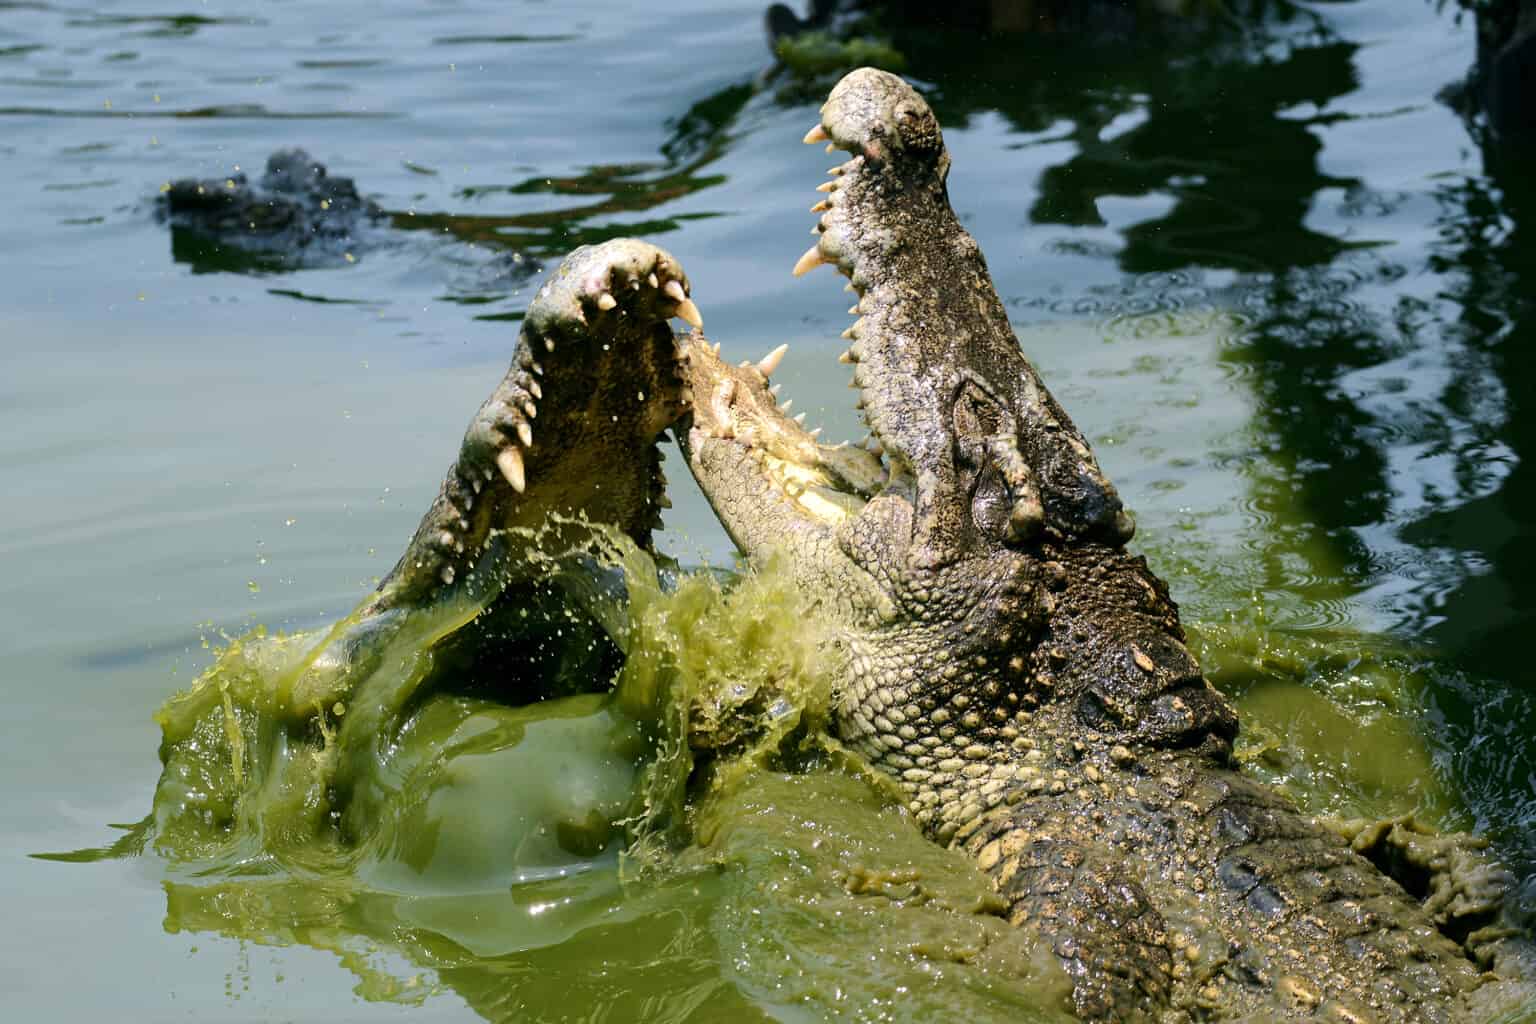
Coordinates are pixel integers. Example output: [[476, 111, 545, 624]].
[[494, 266, 701, 498], [564, 274, 703, 334], [698, 341, 823, 444], [785, 122, 883, 457], [426, 260, 701, 586]]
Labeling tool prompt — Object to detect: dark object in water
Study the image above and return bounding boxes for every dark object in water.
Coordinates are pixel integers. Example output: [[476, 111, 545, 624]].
[[1446, 0, 1536, 145], [156, 148, 386, 272]]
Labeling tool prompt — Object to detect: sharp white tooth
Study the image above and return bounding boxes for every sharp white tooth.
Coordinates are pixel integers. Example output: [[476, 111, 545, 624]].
[[848, 304, 861, 315], [528, 379, 542, 399], [517, 421, 533, 447], [793, 412, 807, 425], [808, 427, 822, 438], [841, 326, 857, 339], [597, 292, 617, 311], [825, 143, 836, 154], [769, 384, 782, 396], [497, 448, 526, 493], [647, 273, 658, 288], [828, 165, 845, 175], [756, 343, 788, 377], [843, 282, 856, 293], [839, 350, 854, 364], [792, 246, 826, 276], [674, 297, 703, 329], [739, 359, 753, 369], [532, 361, 544, 375], [803, 124, 829, 144], [815, 181, 836, 193], [545, 337, 556, 352], [810, 200, 831, 213], [661, 281, 703, 328], [780, 399, 794, 414], [523, 400, 537, 419], [713, 342, 721, 355]]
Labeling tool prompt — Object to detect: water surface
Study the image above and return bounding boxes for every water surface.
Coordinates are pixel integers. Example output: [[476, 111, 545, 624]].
[[5, 1, 1536, 1020]]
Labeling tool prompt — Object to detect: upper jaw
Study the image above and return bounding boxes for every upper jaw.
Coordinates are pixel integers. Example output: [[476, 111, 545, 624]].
[[681, 63, 1135, 603], [793, 69, 1136, 552]]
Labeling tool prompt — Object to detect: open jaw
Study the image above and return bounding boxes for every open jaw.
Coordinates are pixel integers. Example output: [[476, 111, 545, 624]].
[[366, 238, 703, 616], [679, 68, 1135, 611]]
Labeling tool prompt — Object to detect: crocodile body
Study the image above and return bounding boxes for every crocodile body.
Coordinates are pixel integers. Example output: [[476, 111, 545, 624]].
[[675, 69, 1535, 1021]]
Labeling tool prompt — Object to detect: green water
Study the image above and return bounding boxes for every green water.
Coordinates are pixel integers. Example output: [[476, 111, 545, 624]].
[[5, 0, 1536, 1020]]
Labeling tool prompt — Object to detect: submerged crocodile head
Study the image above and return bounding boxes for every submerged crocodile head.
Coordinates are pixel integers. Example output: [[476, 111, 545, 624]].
[[680, 68, 1238, 838]]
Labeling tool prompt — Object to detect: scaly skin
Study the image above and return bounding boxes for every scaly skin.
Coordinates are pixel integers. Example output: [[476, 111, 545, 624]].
[[305, 239, 701, 704], [157, 149, 386, 267], [678, 68, 1534, 1021], [365, 238, 698, 615]]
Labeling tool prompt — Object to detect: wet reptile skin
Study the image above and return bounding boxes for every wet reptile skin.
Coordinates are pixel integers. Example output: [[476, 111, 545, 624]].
[[678, 69, 1535, 1022], [363, 238, 695, 619]]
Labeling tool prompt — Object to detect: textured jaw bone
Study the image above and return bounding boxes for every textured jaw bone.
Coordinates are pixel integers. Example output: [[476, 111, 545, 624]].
[[368, 239, 698, 613]]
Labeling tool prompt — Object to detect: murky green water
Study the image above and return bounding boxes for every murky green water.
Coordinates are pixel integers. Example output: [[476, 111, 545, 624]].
[[5, 1, 1536, 1020]]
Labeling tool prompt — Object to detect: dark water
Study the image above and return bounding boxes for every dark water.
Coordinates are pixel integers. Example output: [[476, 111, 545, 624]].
[[4, 0, 1536, 1020]]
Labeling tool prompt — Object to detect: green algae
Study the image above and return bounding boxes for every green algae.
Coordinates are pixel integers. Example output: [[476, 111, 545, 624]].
[[773, 31, 907, 77], [121, 524, 1087, 1021]]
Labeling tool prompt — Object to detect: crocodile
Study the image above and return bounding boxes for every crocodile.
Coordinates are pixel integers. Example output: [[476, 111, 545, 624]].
[[156, 147, 540, 287], [675, 68, 1536, 1022], [310, 236, 705, 722], [141, 236, 704, 865], [157, 148, 388, 270]]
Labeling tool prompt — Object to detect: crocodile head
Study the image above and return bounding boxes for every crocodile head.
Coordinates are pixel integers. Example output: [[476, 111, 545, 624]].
[[370, 238, 702, 614], [679, 69, 1237, 838]]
